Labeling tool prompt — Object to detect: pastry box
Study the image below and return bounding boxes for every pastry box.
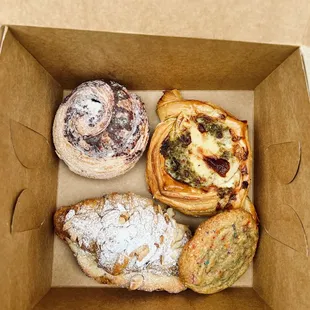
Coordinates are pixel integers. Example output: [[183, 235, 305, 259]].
[[1, 25, 309, 309]]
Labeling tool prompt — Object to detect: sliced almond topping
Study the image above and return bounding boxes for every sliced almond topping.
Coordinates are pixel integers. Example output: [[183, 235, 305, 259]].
[[160, 235, 164, 244], [136, 245, 150, 262], [70, 231, 78, 242], [154, 242, 159, 248], [160, 255, 164, 265], [119, 212, 130, 224], [153, 214, 158, 224], [174, 228, 184, 242], [170, 252, 178, 260], [63, 221, 72, 231], [171, 240, 183, 249], [164, 213, 170, 223], [167, 208, 175, 218], [112, 256, 129, 275], [129, 275, 144, 290], [154, 205, 163, 215], [119, 216, 126, 224]]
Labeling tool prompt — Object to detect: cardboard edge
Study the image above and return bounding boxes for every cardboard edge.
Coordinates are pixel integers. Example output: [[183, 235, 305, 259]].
[[33, 287, 270, 310], [6, 24, 297, 46], [0, 25, 8, 54], [300, 46, 310, 100]]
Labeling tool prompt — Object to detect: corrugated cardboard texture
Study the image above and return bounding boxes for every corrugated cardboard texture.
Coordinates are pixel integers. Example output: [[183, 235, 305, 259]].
[[34, 287, 269, 310], [1, 0, 310, 46], [9, 26, 297, 90], [53, 90, 254, 287], [0, 28, 62, 310], [254, 49, 310, 309]]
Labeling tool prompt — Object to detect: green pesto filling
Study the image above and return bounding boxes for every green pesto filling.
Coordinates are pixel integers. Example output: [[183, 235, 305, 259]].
[[161, 132, 205, 188], [196, 116, 225, 138], [161, 117, 233, 193]]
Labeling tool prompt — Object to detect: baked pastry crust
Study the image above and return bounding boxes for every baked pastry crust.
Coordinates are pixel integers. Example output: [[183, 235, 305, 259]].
[[179, 202, 258, 294], [146, 89, 251, 216], [54, 192, 191, 293], [53, 80, 149, 179]]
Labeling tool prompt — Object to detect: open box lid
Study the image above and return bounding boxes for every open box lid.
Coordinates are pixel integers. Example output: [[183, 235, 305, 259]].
[[1, 0, 310, 46]]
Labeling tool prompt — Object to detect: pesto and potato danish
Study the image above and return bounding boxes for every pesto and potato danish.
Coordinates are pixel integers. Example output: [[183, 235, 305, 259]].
[[146, 90, 251, 216], [179, 201, 259, 294], [53, 80, 149, 179]]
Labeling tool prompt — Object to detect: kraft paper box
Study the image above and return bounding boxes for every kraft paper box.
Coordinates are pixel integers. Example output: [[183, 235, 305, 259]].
[[1, 23, 310, 310]]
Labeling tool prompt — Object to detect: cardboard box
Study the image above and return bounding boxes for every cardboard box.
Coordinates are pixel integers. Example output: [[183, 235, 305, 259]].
[[1, 25, 309, 310]]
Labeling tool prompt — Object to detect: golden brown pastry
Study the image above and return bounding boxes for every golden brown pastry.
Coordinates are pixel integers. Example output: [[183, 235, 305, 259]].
[[54, 192, 191, 293], [179, 201, 258, 294], [146, 89, 251, 216], [53, 80, 149, 179]]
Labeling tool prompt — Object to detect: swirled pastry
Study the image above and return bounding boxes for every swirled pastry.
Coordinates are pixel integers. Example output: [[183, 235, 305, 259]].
[[179, 201, 258, 294], [54, 193, 191, 293], [146, 90, 251, 216], [53, 80, 149, 179]]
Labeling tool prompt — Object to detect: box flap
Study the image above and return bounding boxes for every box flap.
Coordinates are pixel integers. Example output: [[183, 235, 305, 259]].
[[10, 119, 51, 169], [1, 1, 310, 46], [254, 49, 310, 309], [265, 141, 301, 185], [0, 27, 62, 309], [11, 189, 45, 233], [34, 288, 270, 310], [9, 26, 297, 90]]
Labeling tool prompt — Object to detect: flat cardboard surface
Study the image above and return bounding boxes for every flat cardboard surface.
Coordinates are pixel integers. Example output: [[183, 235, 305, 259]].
[[34, 287, 269, 310], [0, 28, 62, 310], [9, 26, 297, 90], [1, 0, 310, 46], [53, 90, 254, 287], [254, 49, 310, 309]]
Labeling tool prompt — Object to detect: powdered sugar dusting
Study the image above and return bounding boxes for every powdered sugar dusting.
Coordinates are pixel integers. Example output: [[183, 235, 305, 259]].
[[63, 193, 190, 276]]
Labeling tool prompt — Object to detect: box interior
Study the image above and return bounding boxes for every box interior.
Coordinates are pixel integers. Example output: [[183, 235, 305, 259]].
[[53, 89, 254, 288], [1, 25, 309, 310]]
